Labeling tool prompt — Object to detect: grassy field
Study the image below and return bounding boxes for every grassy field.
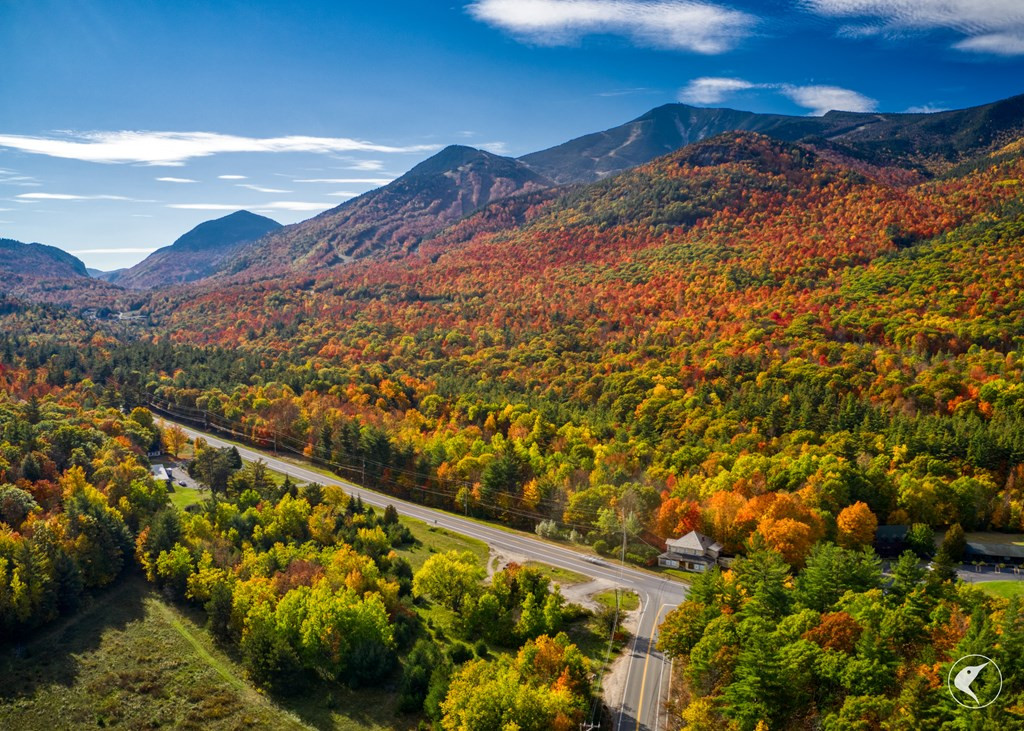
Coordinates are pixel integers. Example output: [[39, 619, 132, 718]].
[[593, 589, 640, 612], [523, 561, 590, 586], [0, 575, 419, 731], [0, 576, 309, 731], [393, 516, 489, 571], [976, 581, 1024, 599], [168, 484, 205, 511]]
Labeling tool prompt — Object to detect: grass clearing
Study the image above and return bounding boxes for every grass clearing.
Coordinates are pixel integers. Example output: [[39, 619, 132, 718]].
[[0, 575, 417, 731], [0, 575, 307, 731], [168, 485, 204, 511], [593, 589, 640, 612], [976, 581, 1024, 599], [523, 561, 590, 586], [395, 516, 489, 571]]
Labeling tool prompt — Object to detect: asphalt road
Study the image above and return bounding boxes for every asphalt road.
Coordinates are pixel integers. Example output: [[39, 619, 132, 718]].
[[162, 418, 687, 730]]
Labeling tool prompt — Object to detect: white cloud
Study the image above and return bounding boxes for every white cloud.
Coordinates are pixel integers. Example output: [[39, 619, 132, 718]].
[[679, 77, 755, 104], [292, 177, 394, 184], [596, 87, 655, 97], [237, 183, 292, 193], [0, 169, 40, 187], [477, 141, 511, 155], [327, 191, 359, 198], [678, 77, 877, 115], [905, 103, 948, 113], [467, 0, 756, 54], [218, 174, 247, 180], [68, 247, 158, 254], [779, 84, 878, 115], [347, 159, 385, 171], [804, 0, 1024, 55], [954, 32, 1024, 55], [168, 201, 334, 212], [16, 192, 156, 202], [0, 130, 441, 166], [156, 176, 198, 183]]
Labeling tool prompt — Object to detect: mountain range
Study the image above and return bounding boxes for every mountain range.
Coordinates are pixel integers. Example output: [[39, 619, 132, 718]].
[[3, 91, 1024, 299]]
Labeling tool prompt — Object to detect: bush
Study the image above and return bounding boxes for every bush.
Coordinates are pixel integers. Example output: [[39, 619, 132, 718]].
[[592, 539, 610, 556], [474, 639, 489, 658], [447, 642, 474, 665], [535, 519, 561, 539]]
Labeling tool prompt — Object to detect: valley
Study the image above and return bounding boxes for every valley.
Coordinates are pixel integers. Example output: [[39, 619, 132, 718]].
[[3, 64, 1024, 729]]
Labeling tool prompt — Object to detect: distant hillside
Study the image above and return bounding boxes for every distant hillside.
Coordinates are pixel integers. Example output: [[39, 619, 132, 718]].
[[225, 145, 552, 277], [1, 238, 89, 279], [88, 267, 124, 282], [0, 237, 124, 304], [112, 210, 281, 289], [520, 93, 1024, 183]]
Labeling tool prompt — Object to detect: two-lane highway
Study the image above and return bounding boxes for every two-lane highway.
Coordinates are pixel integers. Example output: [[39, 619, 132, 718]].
[[161, 418, 686, 729]]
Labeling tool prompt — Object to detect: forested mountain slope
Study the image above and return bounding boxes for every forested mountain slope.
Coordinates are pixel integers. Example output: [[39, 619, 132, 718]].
[[111, 210, 281, 289], [0, 238, 125, 306], [521, 93, 1024, 183], [223, 145, 552, 280]]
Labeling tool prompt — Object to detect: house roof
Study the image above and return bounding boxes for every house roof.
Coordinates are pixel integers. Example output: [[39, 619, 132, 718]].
[[966, 542, 1024, 559], [666, 530, 722, 554], [151, 464, 168, 482], [875, 525, 909, 540]]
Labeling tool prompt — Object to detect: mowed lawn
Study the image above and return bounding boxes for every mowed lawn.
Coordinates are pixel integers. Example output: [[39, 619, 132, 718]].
[[0, 575, 414, 731], [976, 581, 1024, 600]]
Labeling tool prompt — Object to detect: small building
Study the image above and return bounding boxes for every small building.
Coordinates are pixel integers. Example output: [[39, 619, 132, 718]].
[[965, 541, 1024, 566], [874, 525, 909, 557], [658, 530, 724, 572], [151, 464, 169, 482]]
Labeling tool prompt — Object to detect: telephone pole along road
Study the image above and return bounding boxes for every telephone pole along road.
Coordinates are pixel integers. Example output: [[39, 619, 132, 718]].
[[161, 418, 687, 730]]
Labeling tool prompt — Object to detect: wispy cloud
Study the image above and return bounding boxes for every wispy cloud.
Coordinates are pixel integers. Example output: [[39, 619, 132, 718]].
[[905, 103, 948, 113], [156, 176, 198, 183], [0, 130, 441, 166], [218, 174, 247, 180], [68, 247, 158, 254], [779, 84, 877, 115], [679, 77, 755, 104], [467, 0, 756, 54], [292, 177, 394, 184], [678, 76, 877, 115], [803, 0, 1024, 56], [346, 159, 385, 171], [0, 168, 41, 187], [477, 141, 511, 155], [327, 191, 360, 198], [237, 183, 292, 193], [168, 201, 334, 212], [596, 87, 656, 97], [16, 192, 156, 202]]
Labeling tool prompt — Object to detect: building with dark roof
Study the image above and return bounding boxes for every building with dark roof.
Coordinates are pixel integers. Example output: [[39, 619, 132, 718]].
[[658, 530, 725, 572]]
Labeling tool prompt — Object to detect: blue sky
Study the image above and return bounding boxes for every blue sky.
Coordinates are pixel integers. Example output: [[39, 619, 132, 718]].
[[1, 0, 1022, 270]]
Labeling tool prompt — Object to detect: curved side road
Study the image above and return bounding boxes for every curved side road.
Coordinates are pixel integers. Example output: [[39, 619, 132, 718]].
[[160, 418, 687, 730]]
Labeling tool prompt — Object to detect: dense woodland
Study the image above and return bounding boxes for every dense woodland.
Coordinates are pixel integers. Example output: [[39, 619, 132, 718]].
[[658, 538, 1024, 729], [3, 130, 1024, 726], [0, 388, 601, 728]]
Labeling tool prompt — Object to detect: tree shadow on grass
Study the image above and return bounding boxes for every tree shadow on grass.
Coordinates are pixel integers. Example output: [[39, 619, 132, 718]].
[[0, 571, 148, 701]]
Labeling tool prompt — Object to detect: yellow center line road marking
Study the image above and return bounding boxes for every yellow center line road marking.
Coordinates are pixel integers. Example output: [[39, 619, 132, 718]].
[[634, 602, 674, 730]]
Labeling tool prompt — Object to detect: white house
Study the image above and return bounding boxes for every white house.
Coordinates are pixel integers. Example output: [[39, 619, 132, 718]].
[[658, 530, 724, 572]]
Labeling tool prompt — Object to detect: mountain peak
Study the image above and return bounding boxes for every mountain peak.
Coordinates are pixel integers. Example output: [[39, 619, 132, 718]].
[[406, 145, 509, 177], [109, 210, 282, 289]]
